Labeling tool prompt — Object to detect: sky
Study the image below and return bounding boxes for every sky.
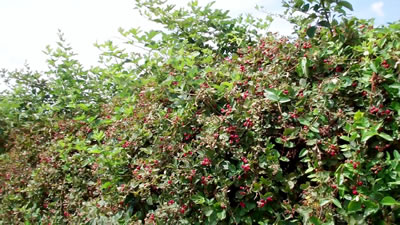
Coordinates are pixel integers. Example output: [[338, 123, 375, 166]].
[[0, 0, 399, 74]]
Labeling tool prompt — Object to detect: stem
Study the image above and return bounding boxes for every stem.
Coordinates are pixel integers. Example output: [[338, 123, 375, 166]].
[[321, 0, 334, 36], [277, 102, 283, 115]]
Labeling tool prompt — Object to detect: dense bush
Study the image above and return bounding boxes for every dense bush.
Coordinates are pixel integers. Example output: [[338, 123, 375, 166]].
[[1, 0, 400, 224]]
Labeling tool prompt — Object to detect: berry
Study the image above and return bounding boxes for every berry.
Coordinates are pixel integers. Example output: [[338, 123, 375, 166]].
[[302, 42, 312, 49], [335, 66, 344, 73], [352, 190, 358, 195], [180, 205, 188, 214], [257, 199, 266, 208], [241, 164, 251, 172], [201, 158, 211, 166]]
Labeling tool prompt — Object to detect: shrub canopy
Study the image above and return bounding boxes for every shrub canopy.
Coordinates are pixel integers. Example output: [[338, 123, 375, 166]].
[[1, 0, 400, 224]]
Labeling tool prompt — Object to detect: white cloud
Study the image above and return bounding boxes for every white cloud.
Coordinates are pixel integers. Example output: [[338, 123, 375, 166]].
[[371, 1, 384, 17]]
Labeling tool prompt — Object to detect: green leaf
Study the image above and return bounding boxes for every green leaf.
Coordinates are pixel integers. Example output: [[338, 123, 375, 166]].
[[279, 97, 291, 103], [140, 148, 153, 155], [88, 146, 102, 154], [301, 3, 310, 12], [298, 117, 311, 126], [301, 57, 309, 77], [253, 182, 262, 192], [364, 200, 379, 216], [74, 115, 86, 121], [280, 156, 290, 162], [370, 62, 378, 73], [338, 1, 353, 11], [361, 130, 377, 143], [77, 103, 90, 111], [319, 198, 331, 207], [391, 102, 400, 115], [379, 133, 393, 141], [299, 148, 308, 158], [265, 89, 279, 102], [205, 208, 214, 216], [354, 111, 364, 121], [146, 196, 153, 205], [192, 195, 206, 205], [394, 150, 400, 160], [309, 216, 321, 225], [317, 20, 330, 27], [310, 126, 319, 133], [332, 198, 342, 208], [306, 26, 317, 38], [283, 127, 296, 136], [340, 135, 351, 142], [217, 210, 226, 220], [348, 200, 362, 212], [381, 196, 399, 206], [101, 181, 113, 189], [388, 83, 400, 97]]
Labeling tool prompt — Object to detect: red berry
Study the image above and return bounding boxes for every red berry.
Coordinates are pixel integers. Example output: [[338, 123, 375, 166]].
[[331, 185, 337, 189], [241, 164, 251, 172], [357, 181, 363, 186], [352, 190, 358, 195], [180, 204, 188, 213], [257, 199, 266, 208], [201, 157, 211, 166], [239, 202, 246, 208], [335, 66, 344, 73]]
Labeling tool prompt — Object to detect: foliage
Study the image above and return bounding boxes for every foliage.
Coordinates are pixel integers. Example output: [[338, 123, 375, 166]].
[[1, 0, 400, 224], [282, 0, 354, 37]]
